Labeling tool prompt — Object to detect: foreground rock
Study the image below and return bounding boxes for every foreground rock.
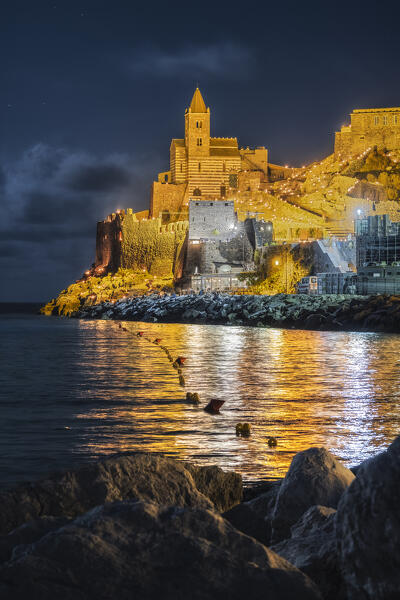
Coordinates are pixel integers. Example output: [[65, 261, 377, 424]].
[[272, 506, 342, 600], [336, 436, 400, 599], [271, 447, 355, 543], [184, 462, 242, 512], [0, 453, 242, 536], [223, 481, 280, 544], [0, 501, 321, 600], [72, 292, 400, 333]]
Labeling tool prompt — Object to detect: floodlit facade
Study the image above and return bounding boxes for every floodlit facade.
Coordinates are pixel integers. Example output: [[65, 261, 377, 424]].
[[150, 88, 268, 219], [335, 108, 400, 157]]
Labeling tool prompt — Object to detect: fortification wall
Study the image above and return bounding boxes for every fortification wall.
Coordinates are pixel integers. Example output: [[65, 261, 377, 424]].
[[150, 181, 187, 219], [335, 108, 400, 157], [96, 209, 188, 277]]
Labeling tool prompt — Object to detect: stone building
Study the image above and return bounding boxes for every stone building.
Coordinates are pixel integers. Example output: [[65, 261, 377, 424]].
[[150, 88, 268, 219], [188, 199, 236, 241], [185, 199, 253, 278], [335, 108, 400, 157]]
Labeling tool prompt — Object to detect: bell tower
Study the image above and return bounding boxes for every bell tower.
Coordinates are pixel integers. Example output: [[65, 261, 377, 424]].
[[185, 87, 210, 158]]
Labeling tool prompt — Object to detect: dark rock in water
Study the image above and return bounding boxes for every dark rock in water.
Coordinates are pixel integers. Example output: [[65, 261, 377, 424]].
[[271, 506, 343, 600], [336, 435, 400, 599], [271, 447, 355, 543], [0, 501, 322, 600], [0, 453, 225, 535], [204, 399, 225, 414], [0, 516, 70, 563], [303, 313, 327, 329], [223, 482, 280, 544], [184, 463, 242, 512]]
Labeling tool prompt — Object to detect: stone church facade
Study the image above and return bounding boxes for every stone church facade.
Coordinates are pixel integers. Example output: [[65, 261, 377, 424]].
[[150, 88, 269, 219]]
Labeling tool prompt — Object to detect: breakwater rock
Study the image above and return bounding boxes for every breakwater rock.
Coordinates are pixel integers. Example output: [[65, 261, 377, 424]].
[[76, 292, 400, 332], [1, 442, 400, 599]]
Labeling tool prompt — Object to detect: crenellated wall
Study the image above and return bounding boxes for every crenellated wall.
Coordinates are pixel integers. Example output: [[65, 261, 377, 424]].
[[96, 209, 188, 277]]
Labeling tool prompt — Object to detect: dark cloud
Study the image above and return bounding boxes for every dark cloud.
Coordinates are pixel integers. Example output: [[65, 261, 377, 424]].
[[128, 43, 255, 81], [67, 164, 132, 192], [0, 166, 6, 188], [0, 143, 153, 301]]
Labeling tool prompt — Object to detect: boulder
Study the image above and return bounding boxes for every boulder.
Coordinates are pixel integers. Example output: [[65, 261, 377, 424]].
[[0, 501, 322, 600], [0, 516, 70, 563], [271, 447, 355, 542], [183, 463, 242, 512], [0, 453, 220, 535], [223, 482, 280, 544], [336, 436, 400, 599], [272, 506, 343, 600]]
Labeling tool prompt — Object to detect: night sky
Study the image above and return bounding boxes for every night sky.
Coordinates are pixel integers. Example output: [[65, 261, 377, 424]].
[[2, 0, 400, 301]]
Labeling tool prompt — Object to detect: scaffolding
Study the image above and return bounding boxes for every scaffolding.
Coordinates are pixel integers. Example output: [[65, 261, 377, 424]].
[[356, 215, 400, 268]]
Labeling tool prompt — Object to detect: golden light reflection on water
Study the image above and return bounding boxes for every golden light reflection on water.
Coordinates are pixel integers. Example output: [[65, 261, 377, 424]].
[[73, 320, 400, 482]]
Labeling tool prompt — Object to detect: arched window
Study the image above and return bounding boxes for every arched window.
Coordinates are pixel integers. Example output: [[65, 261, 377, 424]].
[[222, 162, 226, 172], [164, 174, 168, 182], [197, 138, 202, 146], [193, 188, 202, 196]]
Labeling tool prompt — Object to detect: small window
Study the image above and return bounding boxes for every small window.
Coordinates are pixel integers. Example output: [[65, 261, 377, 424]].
[[221, 186, 226, 197], [225, 202, 229, 206], [197, 138, 202, 146], [164, 174, 168, 182], [180, 163, 183, 172], [198, 162, 201, 172], [395, 115, 399, 125], [210, 202, 213, 206], [374, 116, 379, 125], [222, 162, 226, 173], [383, 116, 388, 125]]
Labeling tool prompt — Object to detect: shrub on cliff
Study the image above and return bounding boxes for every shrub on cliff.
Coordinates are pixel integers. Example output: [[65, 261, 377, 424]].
[[41, 268, 174, 316]]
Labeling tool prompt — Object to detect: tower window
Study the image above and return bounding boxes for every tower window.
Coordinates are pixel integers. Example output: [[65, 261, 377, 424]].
[[383, 116, 388, 125], [197, 138, 202, 146], [196, 121, 202, 128], [374, 116, 379, 125]]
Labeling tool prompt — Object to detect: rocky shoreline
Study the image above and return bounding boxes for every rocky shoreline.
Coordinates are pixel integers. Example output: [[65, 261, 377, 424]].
[[0, 441, 399, 599], [72, 292, 400, 333]]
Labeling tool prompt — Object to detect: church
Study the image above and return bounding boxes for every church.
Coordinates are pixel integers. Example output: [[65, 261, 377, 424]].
[[150, 88, 269, 219]]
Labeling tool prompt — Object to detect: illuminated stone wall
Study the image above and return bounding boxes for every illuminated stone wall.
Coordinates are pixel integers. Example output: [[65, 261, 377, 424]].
[[335, 108, 400, 157], [96, 209, 188, 277]]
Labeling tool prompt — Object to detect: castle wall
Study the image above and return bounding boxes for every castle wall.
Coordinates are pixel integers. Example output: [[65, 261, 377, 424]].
[[95, 210, 188, 276], [150, 181, 187, 219], [335, 108, 400, 157], [238, 170, 263, 192], [188, 199, 236, 240], [240, 147, 268, 173]]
